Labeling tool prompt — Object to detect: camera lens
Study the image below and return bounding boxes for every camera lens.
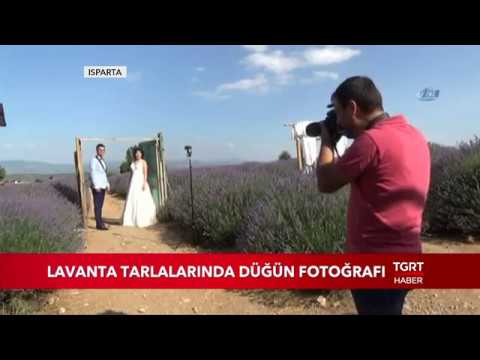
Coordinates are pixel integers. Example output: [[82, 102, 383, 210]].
[[306, 122, 323, 137]]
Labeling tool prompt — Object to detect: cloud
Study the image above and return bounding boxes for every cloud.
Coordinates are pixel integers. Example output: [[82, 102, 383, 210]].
[[196, 67, 206, 72], [273, 73, 296, 86], [242, 46, 358, 86], [217, 74, 268, 93], [3, 144, 13, 149], [304, 46, 361, 66], [314, 71, 339, 80], [244, 45, 360, 75], [194, 74, 269, 100], [242, 45, 269, 52], [192, 91, 230, 101], [196, 46, 360, 100], [244, 50, 302, 75], [301, 71, 339, 84]]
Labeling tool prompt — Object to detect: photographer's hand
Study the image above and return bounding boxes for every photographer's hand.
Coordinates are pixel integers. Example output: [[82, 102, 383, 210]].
[[316, 122, 351, 194], [320, 123, 333, 148], [317, 122, 335, 167]]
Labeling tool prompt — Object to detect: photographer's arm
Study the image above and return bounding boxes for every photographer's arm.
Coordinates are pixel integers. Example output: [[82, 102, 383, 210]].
[[317, 133, 350, 193], [317, 131, 377, 194]]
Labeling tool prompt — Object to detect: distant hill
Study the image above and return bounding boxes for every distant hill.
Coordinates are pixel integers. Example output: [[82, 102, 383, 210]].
[[0, 159, 246, 175], [0, 160, 123, 176], [1, 161, 76, 175], [166, 159, 245, 169], [4, 173, 75, 183]]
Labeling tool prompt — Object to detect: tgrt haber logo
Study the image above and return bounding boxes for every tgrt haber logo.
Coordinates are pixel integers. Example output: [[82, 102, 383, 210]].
[[393, 261, 424, 285]]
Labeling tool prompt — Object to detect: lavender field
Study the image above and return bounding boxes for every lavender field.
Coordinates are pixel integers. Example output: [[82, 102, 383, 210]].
[[1, 138, 480, 314], [3, 138, 478, 256], [110, 160, 348, 252], [153, 138, 480, 250], [164, 160, 349, 252], [0, 176, 85, 253]]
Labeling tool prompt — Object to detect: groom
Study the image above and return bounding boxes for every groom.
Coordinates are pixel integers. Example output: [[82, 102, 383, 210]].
[[90, 144, 111, 231]]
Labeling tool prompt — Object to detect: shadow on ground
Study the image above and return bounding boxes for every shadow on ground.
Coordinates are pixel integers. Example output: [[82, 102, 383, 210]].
[[111, 194, 127, 201], [228, 289, 350, 309], [155, 223, 218, 253], [97, 310, 129, 315], [103, 218, 123, 225]]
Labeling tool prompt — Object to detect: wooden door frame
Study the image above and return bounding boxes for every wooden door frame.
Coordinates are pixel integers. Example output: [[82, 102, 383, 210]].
[[74, 134, 168, 228]]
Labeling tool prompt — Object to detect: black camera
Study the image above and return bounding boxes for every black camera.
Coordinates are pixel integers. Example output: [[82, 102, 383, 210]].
[[306, 109, 338, 138], [306, 104, 345, 145]]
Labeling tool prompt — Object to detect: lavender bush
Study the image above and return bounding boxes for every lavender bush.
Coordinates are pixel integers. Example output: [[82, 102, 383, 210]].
[[0, 177, 86, 313], [167, 160, 348, 251], [238, 176, 348, 253], [424, 138, 480, 236], [109, 173, 131, 197], [0, 183, 84, 253], [164, 138, 480, 247], [167, 166, 268, 247], [51, 175, 81, 207]]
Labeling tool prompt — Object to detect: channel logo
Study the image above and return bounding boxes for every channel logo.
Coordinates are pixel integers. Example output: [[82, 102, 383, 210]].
[[417, 87, 440, 101]]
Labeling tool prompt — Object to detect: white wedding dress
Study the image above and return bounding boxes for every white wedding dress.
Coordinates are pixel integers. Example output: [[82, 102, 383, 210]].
[[122, 160, 158, 228]]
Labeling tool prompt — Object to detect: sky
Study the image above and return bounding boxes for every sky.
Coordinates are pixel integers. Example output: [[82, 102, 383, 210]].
[[0, 45, 479, 164]]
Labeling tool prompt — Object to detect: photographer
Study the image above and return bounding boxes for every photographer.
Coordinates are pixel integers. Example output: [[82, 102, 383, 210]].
[[315, 77, 431, 315]]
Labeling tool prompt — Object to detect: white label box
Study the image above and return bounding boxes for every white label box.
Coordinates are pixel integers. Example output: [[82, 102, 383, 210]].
[[84, 66, 128, 79]]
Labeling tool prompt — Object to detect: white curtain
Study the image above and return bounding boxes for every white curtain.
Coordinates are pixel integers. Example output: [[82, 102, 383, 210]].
[[293, 121, 353, 173], [293, 122, 318, 173]]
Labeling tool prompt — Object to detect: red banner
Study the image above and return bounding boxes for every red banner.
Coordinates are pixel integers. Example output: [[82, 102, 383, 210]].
[[0, 253, 477, 289]]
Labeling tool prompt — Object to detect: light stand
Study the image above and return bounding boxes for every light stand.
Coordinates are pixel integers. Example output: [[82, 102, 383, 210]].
[[0, 104, 6, 127], [184, 145, 194, 230]]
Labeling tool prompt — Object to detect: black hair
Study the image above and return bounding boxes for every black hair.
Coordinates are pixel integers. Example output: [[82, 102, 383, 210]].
[[332, 76, 384, 113], [133, 147, 145, 159], [96, 144, 105, 151]]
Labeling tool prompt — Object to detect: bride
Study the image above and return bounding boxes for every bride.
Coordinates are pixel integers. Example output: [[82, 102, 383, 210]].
[[122, 147, 158, 228]]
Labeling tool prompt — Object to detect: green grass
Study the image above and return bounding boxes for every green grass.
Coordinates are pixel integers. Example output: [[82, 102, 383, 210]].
[[0, 291, 49, 315]]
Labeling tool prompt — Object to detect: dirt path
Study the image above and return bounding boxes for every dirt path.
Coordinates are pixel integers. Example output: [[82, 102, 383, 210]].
[[37, 194, 480, 315], [37, 194, 346, 315], [402, 241, 480, 315]]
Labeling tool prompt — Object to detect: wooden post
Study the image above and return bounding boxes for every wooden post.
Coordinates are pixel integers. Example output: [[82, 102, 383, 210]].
[[156, 132, 168, 219], [163, 140, 168, 203], [158, 133, 168, 203], [155, 137, 164, 217], [74, 138, 88, 228], [296, 138, 304, 171]]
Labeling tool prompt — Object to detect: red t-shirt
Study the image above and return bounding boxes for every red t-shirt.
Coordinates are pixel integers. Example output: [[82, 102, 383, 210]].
[[335, 115, 431, 253]]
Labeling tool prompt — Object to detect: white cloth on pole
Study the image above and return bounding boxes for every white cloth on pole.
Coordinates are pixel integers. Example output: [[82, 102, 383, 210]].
[[293, 121, 309, 138], [302, 137, 318, 167], [316, 135, 353, 158], [334, 137, 353, 157], [292, 121, 354, 169], [293, 121, 318, 169]]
